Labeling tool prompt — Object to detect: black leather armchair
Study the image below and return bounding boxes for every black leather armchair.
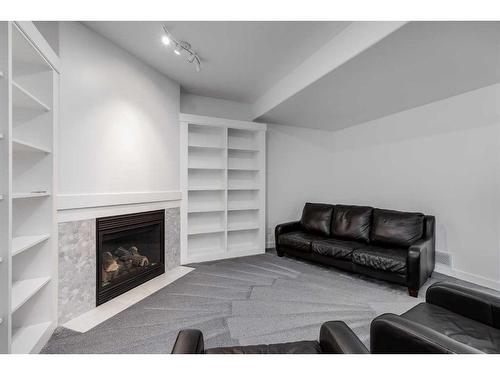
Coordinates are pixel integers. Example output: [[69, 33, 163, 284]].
[[371, 282, 500, 353], [171, 321, 369, 354]]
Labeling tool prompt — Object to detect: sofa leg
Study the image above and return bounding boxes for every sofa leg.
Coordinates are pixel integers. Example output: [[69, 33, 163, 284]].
[[408, 288, 418, 298]]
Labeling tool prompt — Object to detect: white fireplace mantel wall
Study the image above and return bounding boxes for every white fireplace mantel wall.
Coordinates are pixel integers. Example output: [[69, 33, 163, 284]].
[[54, 22, 184, 327]]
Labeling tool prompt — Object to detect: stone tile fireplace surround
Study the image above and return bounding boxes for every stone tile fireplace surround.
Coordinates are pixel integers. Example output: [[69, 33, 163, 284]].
[[57, 196, 181, 326]]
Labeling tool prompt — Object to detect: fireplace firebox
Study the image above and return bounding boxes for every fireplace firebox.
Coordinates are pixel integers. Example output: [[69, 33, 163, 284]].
[[96, 210, 165, 305]]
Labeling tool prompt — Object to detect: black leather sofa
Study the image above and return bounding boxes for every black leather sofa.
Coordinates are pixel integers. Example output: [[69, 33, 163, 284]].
[[275, 203, 435, 297], [371, 281, 500, 353], [171, 321, 369, 354]]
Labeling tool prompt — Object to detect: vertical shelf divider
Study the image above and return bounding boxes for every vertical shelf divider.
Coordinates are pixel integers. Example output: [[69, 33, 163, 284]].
[[223, 127, 228, 255], [0, 21, 13, 355]]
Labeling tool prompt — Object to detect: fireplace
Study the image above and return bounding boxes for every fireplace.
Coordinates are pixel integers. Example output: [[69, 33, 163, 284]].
[[96, 210, 165, 305]]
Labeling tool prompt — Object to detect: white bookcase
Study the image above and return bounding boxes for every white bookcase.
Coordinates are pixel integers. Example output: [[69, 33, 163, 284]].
[[0, 22, 59, 354], [180, 114, 266, 264]]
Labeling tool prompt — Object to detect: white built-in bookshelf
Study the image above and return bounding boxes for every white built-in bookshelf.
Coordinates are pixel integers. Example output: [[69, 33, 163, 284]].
[[0, 22, 59, 354], [180, 114, 266, 264]]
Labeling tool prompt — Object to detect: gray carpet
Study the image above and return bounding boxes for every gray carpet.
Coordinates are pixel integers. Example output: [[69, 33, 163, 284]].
[[42, 250, 452, 354]]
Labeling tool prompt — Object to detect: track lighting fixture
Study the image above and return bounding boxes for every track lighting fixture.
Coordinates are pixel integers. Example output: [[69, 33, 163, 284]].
[[162, 25, 201, 72]]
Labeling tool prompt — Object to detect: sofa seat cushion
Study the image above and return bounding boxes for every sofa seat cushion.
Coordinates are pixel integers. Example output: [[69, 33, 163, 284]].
[[402, 303, 500, 354], [300, 202, 334, 236], [205, 340, 322, 354], [331, 205, 373, 243], [312, 239, 363, 260], [278, 231, 322, 252], [352, 246, 407, 274], [371, 209, 424, 247]]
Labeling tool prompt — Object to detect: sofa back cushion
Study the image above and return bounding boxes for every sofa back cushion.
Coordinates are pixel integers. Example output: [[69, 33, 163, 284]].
[[300, 203, 334, 236], [331, 205, 373, 243], [370, 209, 424, 247]]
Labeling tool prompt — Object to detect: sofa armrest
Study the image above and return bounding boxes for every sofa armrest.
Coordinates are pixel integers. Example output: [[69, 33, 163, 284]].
[[275, 221, 301, 236], [171, 329, 205, 354], [275, 221, 301, 254], [319, 321, 369, 354], [370, 313, 482, 354], [407, 215, 436, 291], [407, 237, 433, 290], [426, 282, 500, 329]]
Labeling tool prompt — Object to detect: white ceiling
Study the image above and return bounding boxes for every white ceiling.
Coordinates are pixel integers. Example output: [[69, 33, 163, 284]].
[[84, 21, 350, 103], [84, 21, 500, 131], [258, 21, 500, 129]]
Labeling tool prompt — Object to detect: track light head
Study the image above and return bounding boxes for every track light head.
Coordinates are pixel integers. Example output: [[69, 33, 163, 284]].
[[162, 25, 201, 72], [161, 35, 170, 46]]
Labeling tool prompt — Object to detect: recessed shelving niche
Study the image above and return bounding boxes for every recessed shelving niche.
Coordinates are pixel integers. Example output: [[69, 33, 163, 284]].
[[12, 234, 50, 257], [188, 168, 226, 191], [12, 81, 51, 112], [188, 211, 226, 235], [188, 124, 225, 149], [189, 146, 225, 169], [228, 189, 260, 211], [12, 139, 51, 154], [228, 128, 259, 150], [188, 190, 226, 213], [188, 231, 226, 259], [181, 114, 266, 264], [228, 229, 260, 253], [228, 169, 260, 190], [228, 210, 259, 232], [228, 148, 260, 170]]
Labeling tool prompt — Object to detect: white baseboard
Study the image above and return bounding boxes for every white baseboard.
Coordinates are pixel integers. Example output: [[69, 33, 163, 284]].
[[436, 265, 500, 291], [434, 263, 454, 278]]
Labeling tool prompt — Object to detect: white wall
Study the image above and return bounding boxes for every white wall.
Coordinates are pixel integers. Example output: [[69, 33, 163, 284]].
[[180, 93, 253, 121], [267, 83, 500, 289], [58, 22, 180, 196], [34, 21, 59, 55]]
